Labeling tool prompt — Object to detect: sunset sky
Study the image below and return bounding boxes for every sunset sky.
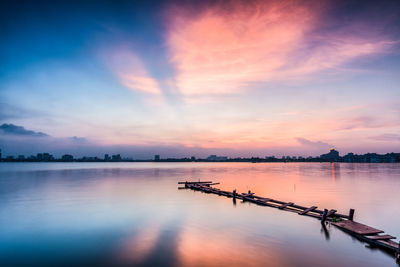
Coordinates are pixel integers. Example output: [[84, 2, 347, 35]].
[[1, 0, 400, 158]]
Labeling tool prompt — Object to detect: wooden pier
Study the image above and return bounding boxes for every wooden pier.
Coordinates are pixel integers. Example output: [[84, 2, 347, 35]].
[[178, 180, 400, 261]]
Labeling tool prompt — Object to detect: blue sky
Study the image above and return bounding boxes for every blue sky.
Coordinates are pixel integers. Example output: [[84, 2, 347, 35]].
[[1, 0, 400, 158]]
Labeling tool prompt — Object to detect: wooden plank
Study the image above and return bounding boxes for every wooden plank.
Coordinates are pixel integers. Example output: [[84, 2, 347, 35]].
[[326, 209, 337, 217], [257, 198, 272, 202], [278, 202, 294, 209], [298, 206, 317, 215], [241, 192, 255, 198], [376, 239, 399, 251], [243, 197, 270, 206], [366, 235, 396, 240], [181, 181, 400, 255], [178, 181, 213, 184], [332, 220, 384, 235]]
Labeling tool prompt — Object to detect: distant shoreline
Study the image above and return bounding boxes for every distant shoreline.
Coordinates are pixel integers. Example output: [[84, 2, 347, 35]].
[[1, 149, 399, 163], [1, 160, 399, 164]]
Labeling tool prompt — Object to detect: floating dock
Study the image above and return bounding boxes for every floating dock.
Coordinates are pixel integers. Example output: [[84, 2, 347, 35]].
[[178, 180, 400, 261]]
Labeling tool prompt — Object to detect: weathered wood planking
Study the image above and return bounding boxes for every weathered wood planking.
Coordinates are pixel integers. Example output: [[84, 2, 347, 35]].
[[326, 209, 337, 217], [178, 181, 213, 184], [252, 195, 349, 219], [241, 192, 255, 198], [377, 239, 399, 251], [278, 202, 294, 209], [186, 182, 347, 219], [180, 180, 399, 258], [298, 206, 318, 215], [367, 235, 396, 240], [332, 220, 384, 235], [207, 182, 221, 186]]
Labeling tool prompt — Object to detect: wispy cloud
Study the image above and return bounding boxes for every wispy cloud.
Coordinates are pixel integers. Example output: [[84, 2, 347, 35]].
[[106, 48, 161, 95], [369, 133, 400, 142], [0, 103, 43, 120], [336, 116, 400, 131], [165, 0, 394, 95]]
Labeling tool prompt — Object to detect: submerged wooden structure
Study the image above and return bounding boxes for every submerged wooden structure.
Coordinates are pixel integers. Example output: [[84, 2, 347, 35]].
[[178, 180, 400, 261]]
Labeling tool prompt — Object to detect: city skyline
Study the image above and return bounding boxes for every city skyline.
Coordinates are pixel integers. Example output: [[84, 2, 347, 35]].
[[1, 146, 399, 164], [1, 0, 400, 158]]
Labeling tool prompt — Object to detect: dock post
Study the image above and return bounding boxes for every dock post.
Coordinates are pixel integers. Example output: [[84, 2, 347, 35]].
[[233, 189, 236, 199], [321, 209, 328, 224], [396, 242, 400, 261], [349, 209, 355, 221]]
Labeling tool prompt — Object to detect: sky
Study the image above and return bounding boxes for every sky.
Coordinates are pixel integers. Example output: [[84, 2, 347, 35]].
[[1, 0, 400, 158]]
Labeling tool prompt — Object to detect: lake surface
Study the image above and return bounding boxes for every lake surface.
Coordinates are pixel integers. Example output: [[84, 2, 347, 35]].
[[0, 162, 399, 266]]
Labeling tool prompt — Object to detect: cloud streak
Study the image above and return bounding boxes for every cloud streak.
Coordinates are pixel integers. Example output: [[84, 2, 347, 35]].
[[369, 133, 400, 142], [107, 48, 161, 95], [166, 0, 394, 95]]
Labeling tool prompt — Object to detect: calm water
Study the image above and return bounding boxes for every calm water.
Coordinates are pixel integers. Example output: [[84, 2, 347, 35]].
[[0, 162, 399, 266]]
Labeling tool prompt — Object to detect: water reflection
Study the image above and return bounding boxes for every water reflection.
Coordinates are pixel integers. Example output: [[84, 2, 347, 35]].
[[115, 222, 181, 267], [0, 162, 399, 266], [321, 223, 330, 241], [117, 224, 162, 264], [330, 163, 341, 181]]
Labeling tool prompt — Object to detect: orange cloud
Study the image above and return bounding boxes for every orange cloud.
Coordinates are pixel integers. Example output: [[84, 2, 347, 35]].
[[166, 0, 392, 95]]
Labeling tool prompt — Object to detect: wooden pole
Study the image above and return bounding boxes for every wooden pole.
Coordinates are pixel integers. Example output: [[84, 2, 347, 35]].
[[233, 189, 236, 199], [349, 209, 355, 221], [397, 242, 400, 260], [321, 209, 328, 224]]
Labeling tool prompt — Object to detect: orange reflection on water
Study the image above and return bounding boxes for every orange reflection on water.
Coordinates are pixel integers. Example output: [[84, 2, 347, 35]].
[[116, 223, 161, 264], [176, 227, 287, 267]]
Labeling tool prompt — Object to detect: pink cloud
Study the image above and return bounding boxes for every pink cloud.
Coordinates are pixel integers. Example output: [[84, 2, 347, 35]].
[[106, 48, 161, 95], [165, 0, 393, 95]]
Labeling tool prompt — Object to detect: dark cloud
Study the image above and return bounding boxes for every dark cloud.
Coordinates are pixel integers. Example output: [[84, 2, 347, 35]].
[[0, 123, 49, 137]]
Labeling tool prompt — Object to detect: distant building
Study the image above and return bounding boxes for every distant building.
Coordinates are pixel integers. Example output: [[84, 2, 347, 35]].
[[154, 155, 160, 161], [0, 149, 2, 160], [320, 149, 340, 161], [36, 153, 54, 161], [111, 154, 122, 161], [206, 155, 228, 161], [18, 155, 25, 160], [104, 154, 110, 161], [61, 154, 74, 161]]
